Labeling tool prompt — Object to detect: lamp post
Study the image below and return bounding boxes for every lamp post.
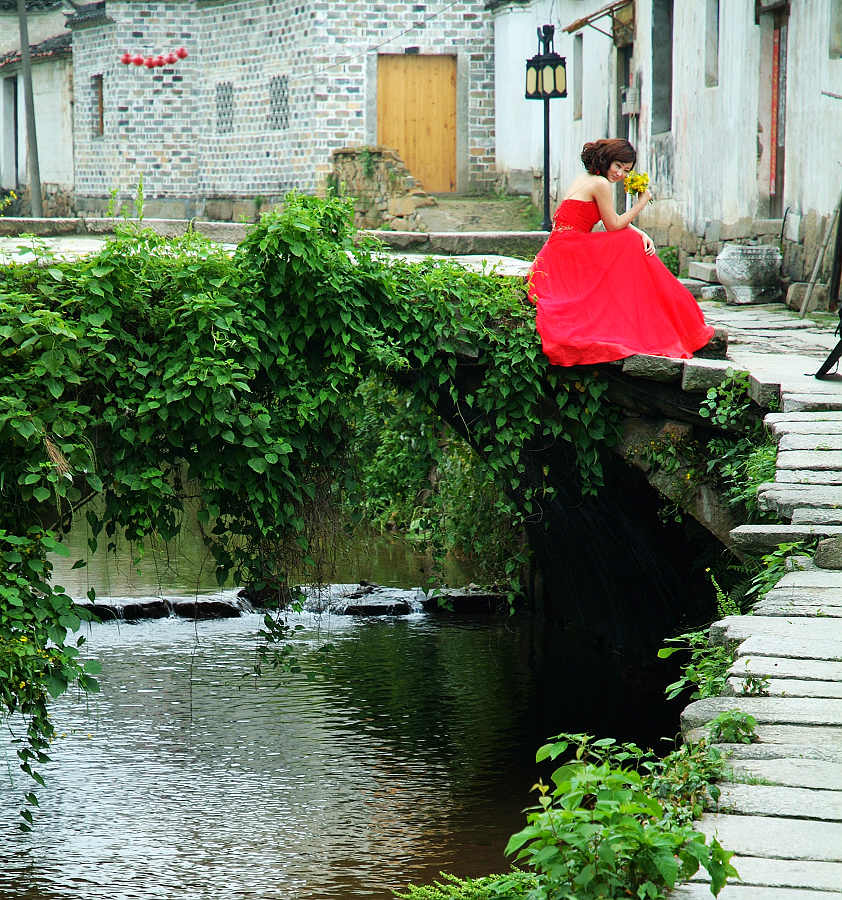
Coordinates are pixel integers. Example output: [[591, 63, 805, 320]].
[[525, 25, 567, 231]]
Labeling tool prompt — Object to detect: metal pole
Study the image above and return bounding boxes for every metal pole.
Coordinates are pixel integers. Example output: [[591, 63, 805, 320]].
[[17, 0, 43, 217], [542, 96, 551, 231]]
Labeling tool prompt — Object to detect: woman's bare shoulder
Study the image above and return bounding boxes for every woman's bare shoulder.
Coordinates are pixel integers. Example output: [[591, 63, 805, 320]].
[[563, 173, 606, 202]]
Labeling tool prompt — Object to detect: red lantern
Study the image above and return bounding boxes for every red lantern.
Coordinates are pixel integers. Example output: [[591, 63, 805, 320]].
[[132, 55, 144, 66], [120, 52, 132, 65], [144, 57, 155, 68], [156, 55, 166, 67], [166, 51, 177, 64], [176, 46, 188, 59]]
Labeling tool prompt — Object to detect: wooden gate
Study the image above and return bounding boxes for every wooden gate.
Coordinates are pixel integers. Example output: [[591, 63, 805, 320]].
[[377, 54, 457, 193]]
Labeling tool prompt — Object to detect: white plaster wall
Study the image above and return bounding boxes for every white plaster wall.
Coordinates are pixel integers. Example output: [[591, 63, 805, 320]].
[[492, 0, 614, 205], [784, 0, 842, 220], [0, 8, 68, 55], [669, 1, 760, 232], [494, 0, 842, 234], [1, 57, 73, 189]]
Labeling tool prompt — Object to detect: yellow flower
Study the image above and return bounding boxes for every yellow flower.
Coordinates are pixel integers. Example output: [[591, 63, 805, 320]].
[[624, 170, 650, 195], [19, 681, 26, 689], [19, 636, 27, 643]]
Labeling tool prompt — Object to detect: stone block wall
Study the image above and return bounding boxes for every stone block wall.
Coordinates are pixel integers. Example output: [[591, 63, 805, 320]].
[[70, 0, 496, 216], [329, 146, 435, 230]]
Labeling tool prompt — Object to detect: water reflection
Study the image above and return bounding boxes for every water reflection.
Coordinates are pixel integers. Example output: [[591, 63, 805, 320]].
[[0, 521, 682, 899]]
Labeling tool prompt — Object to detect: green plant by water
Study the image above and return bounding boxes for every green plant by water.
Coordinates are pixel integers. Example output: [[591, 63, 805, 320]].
[[0, 191, 622, 827]]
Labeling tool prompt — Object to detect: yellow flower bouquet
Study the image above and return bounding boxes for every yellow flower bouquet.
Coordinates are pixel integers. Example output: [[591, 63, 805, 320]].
[[624, 170, 651, 200]]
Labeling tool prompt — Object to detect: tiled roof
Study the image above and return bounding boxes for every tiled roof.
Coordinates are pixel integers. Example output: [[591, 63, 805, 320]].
[[64, 1, 108, 27], [0, 0, 63, 10], [0, 30, 70, 70]]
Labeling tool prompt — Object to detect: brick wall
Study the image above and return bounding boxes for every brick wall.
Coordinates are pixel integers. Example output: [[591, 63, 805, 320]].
[[71, 0, 495, 215]]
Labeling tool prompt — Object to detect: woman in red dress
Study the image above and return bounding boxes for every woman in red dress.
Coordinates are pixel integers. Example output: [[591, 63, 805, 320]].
[[528, 138, 714, 366]]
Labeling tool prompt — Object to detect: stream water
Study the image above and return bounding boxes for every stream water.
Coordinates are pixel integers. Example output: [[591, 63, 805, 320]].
[[0, 527, 684, 900]]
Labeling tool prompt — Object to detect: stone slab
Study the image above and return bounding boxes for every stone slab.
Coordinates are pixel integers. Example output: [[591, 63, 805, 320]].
[[673, 885, 842, 900], [713, 783, 842, 821], [757, 485, 842, 517], [688, 260, 720, 282], [723, 743, 842, 763], [691, 855, 842, 892], [735, 634, 842, 661], [682, 695, 842, 730], [763, 584, 842, 602], [792, 507, 842, 525], [621, 354, 683, 382], [726, 676, 842, 698], [730, 524, 842, 547], [774, 470, 842, 485], [779, 434, 842, 451], [753, 604, 842, 619], [710, 615, 842, 647], [766, 411, 842, 424], [777, 450, 842, 470], [782, 394, 842, 413], [686, 722, 842, 748], [732, 656, 842, 682], [692, 812, 842, 862], [770, 420, 842, 436], [727, 758, 842, 791], [681, 358, 741, 392], [777, 569, 842, 588]]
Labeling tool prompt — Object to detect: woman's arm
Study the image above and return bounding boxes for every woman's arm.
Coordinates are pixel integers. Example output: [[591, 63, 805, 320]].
[[629, 222, 656, 256], [592, 178, 651, 231]]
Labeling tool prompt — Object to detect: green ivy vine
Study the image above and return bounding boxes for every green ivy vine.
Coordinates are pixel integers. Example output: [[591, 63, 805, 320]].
[[0, 193, 619, 827]]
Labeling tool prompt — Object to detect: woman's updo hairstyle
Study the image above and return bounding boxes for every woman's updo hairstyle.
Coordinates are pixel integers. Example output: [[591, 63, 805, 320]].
[[581, 138, 637, 176]]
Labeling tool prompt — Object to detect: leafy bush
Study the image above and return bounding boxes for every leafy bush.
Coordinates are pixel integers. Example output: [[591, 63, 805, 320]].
[[394, 871, 538, 899], [505, 733, 737, 899], [708, 710, 757, 744], [657, 245, 679, 276], [1, 193, 621, 824]]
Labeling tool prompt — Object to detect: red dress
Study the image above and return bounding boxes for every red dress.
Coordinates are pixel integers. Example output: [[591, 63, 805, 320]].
[[528, 199, 714, 366]]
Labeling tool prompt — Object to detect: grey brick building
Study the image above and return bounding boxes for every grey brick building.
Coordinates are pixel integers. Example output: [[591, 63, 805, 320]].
[[61, 0, 497, 217]]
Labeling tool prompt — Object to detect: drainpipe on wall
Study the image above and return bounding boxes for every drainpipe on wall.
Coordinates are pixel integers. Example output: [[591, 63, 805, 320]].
[[17, 0, 43, 217]]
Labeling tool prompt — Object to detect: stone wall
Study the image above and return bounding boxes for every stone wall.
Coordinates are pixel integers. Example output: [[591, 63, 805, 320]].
[[70, 0, 496, 217], [329, 146, 435, 230]]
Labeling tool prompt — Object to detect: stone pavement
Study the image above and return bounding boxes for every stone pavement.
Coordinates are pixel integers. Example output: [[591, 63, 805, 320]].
[[4, 228, 842, 897]]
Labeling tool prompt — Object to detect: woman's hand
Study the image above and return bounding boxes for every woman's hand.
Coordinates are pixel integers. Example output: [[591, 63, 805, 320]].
[[640, 230, 656, 256], [637, 188, 653, 206]]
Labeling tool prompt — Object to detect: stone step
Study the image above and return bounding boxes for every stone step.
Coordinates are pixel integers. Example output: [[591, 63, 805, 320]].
[[781, 394, 842, 413], [729, 524, 842, 548], [732, 656, 842, 683], [736, 634, 842, 662], [776, 568, 842, 588], [751, 604, 842, 619], [687, 855, 842, 895], [726, 676, 842, 697], [757, 484, 842, 517], [673, 884, 842, 900], [682, 695, 842, 731], [724, 743, 842, 764], [768, 420, 842, 436], [766, 411, 842, 425], [713, 783, 842, 821], [693, 813, 842, 862], [777, 450, 842, 470], [727, 757, 842, 791], [775, 470, 842, 485], [791, 507, 842, 525], [779, 434, 842, 451], [681, 357, 741, 392], [710, 615, 842, 647]]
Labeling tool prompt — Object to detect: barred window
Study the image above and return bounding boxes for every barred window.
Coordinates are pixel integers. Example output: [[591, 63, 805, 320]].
[[216, 81, 234, 134], [269, 74, 290, 130], [91, 74, 104, 136]]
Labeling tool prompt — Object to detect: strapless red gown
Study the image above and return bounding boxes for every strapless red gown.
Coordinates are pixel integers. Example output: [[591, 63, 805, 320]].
[[528, 199, 714, 366]]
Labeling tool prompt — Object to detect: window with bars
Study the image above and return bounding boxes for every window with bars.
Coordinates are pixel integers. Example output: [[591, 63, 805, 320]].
[[91, 74, 104, 136], [216, 81, 234, 133], [705, 0, 720, 86], [269, 74, 290, 130]]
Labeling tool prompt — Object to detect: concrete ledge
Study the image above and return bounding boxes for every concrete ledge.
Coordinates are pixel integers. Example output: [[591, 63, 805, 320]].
[[729, 523, 842, 548]]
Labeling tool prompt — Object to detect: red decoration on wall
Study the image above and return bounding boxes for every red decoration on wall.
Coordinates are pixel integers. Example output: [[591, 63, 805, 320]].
[[120, 47, 189, 70]]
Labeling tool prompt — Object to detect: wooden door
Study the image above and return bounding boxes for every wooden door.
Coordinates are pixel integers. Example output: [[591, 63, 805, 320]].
[[377, 54, 457, 193]]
